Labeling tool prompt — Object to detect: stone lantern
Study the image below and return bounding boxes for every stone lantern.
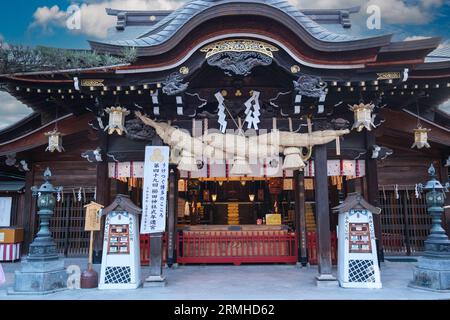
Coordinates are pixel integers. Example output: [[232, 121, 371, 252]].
[[9, 168, 68, 295], [409, 164, 450, 292]]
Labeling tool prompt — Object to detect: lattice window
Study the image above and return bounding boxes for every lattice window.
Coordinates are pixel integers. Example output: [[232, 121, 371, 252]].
[[104, 266, 131, 284], [348, 259, 375, 283]]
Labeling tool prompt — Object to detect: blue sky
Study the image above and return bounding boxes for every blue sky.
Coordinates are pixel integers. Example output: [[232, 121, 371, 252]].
[[0, 0, 449, 129]]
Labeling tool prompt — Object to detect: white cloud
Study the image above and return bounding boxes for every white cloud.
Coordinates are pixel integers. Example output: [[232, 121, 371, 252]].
[[288, 0, 440, 25], [419, 0, 444, 8], [0, 92, 32, 130], [439, 98, 450, 115], [30, 0, 185, 39]]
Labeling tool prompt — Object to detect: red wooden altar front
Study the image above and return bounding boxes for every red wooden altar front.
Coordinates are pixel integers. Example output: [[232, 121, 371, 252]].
[[176, 231, 298, 265]]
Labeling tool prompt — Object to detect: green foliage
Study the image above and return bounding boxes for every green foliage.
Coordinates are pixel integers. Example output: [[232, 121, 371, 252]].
[[0, 40, 137, 74]]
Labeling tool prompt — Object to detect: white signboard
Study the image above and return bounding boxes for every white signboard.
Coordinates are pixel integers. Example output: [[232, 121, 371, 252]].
[[141, 146, 170, 234], [0, 197, 12, 227]]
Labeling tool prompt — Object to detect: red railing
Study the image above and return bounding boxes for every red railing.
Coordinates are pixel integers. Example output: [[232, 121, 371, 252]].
[[139, 233, 168, 266], [307, 231, 337, 265], [177, 231, 298, 265]]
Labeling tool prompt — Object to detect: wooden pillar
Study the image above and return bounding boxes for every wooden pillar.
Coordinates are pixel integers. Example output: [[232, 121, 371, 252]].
[[93, 133, 110, 264], [22, 166, 35, 254], [365, 131, 384, 262], [93, 161, 110, 263], [294, 170, 308, 265], [167, 167, 178, 267], [313, 141, 336, 284]]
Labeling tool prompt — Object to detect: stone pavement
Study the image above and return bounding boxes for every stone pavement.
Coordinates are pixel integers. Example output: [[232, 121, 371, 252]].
[[0, 257, 449, 300]]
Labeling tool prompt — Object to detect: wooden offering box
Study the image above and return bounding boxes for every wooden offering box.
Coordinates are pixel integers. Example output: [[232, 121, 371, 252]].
[[0, 228, 24, 243]]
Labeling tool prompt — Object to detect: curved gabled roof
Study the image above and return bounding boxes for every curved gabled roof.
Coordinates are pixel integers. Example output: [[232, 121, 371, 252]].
[[118, 0, 356, 47], [90, 0, 393, 55]]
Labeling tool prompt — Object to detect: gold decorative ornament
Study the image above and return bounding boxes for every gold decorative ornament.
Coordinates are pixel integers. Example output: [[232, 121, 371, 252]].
[[290, 65, 301, 74], [80, 79, 105, 87], [104, 106, 130, 135], [179, 66, 189, 75], [411, 126, 431, 149], [376, 72, 401, 80], [200, 39, 278, 59], [44, 129, 64, 153], [349, 103, 376, 132]]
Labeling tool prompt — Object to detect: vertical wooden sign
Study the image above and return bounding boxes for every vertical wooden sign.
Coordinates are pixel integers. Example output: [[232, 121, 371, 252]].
[[84, 202, 103, 269]]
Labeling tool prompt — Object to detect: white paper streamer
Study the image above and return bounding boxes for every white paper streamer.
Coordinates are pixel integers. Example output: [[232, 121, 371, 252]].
[[215, 92, 227, 133]]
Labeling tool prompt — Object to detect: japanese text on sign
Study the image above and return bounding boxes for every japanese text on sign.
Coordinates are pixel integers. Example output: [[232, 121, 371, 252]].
[[141, 146, 169, 234]]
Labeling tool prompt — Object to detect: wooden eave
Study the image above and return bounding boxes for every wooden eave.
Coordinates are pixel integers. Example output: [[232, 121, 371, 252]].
[[0, 113, 94, 156], [378, 108, 450, 148]]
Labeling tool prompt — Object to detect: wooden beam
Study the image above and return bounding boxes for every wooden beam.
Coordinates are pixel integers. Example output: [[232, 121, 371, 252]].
[[313, 139, 336, 284], [294, 170, 308, 266], [365, 130, 384, 262], [22, 166, 35, 254], [93, 132, 110, 263], [167, 167, 178, 267]]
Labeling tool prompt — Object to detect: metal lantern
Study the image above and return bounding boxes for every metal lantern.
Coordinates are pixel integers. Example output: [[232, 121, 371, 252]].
[[416, 164, 450, 251], [29, 167, 62, 260], [44, 129, 64, 152], [104, 106, 130, 135], [349, 103, 376, 132], [411, 126, 431, 149]]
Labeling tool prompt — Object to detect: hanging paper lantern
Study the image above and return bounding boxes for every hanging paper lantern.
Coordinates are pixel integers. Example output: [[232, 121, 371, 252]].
[[104, 106, 130, 135], [411, 126, 431, 149], [230, 156, 252, 176], [44, 129, 64, 152], [349, 103, 376, 132]]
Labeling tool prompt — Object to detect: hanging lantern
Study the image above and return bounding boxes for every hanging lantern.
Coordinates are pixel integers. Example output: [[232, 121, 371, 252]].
[[211, 194, 218, 202], [411, 126, 431, 149], [249, 194, 255, 202], [44, 129, 64, 152], [104, 106, 130, 135], [230, 156, 252, 176], [349, 103, 376, 132]]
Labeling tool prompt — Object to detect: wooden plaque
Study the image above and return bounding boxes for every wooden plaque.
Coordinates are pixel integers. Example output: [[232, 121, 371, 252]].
[[84, 202, 103, 231]]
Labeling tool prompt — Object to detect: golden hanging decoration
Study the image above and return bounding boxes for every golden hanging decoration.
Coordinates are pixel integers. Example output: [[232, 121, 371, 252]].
[[104, 106, 130, 135], [44, 129, 64, 153], [349, 103, 376, 132], [411, 126, 431, 149]]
